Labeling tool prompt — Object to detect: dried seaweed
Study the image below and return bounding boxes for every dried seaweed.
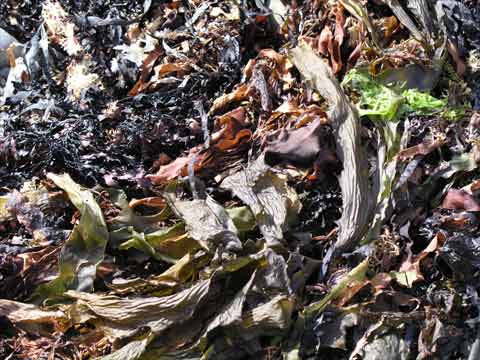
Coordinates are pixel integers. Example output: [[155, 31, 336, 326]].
[[1, 0, 480, 359]]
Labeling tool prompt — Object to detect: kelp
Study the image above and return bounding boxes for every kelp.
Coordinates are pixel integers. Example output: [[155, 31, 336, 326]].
[[34, 173, 108, 299], [255, 0, 289, 29], [342, 69, 404, 244], [118, 228, 179, 264], [165, 183, 243, 252], [407, 0, 435, 42], [105, 188, 189, 262], [220, 155, 301, 247], [353, 329, 410, 360], [0, 195, 8, 220], [384, 0, 425, 43], [2, 249, 294, 359], [339, 0, 380, 49], [109, 251, 211, 296], [226, 206, 257, 234], [1, 0, 480, 358], [304, 259, 369, 317], [341, 68, 460, 244], [107, 189, 171, 232], [0, 299, 70, 336], [138, 249, 294, 359], [290, 43, 372, 254]]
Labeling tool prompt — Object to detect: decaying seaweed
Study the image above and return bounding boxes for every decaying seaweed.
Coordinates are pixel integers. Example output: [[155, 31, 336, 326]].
[[1, 0, 480, 359]]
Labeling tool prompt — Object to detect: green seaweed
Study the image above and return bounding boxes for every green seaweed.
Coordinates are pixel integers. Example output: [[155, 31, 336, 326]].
[[342, 69, 458, 121]]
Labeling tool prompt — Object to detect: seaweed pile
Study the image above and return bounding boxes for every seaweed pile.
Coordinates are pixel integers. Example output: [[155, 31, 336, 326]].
[[1, 0, 480, 359]]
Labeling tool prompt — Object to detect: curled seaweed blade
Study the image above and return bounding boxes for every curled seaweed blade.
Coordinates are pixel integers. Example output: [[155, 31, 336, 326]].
[[290, 43, 372, 254]]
